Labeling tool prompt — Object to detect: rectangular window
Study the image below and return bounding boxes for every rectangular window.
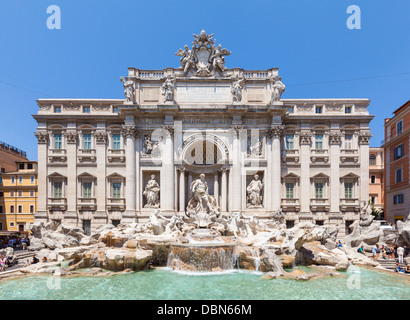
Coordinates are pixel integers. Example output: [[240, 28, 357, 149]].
[[83, 182, 92, 198], [18, 205, 22, 213], [0, 206, 3, 214], [11, 176, 15, 184], [393, 144, 404, 160], [29, 190, 34, 197], [83, 134, 92, 150], [112, 134, 121, 150], [344, 134, 353, 149], [18, 176, 23, 184], [0, 192, 3, 197], [83, 106, 91, 113], [30, 176, 35, 184], [396, 168, 403, 183], [344, 183, 353, 199], [54, 106, 62, 113], [10, 191, 14, 197], [285, 134, 294, 150], [285, 183, 294, 199], [113, 106, 118, 113], [30, 205, 34, 214], [17, 190, 22, 197], [370, 196, 376, 204], [53, 182, 63, 198], [397, 120, 403, 136], [112, 183, 121, 199], [370, 176, 376, 184], [393, 194, 404, 205], [27, 163, 33, 170], [315, 106, 323, 114], [54, 134, 62, 150], [10, 205, 14, 213], [0, 177, 2, 184], [315, 134, 323, 150], [345, 106, 352, 114], [19, 163, 24, 170], [315, 183, 324, 199]]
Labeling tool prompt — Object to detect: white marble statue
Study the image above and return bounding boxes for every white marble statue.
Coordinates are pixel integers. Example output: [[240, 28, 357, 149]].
[[270, 78, 285, 103], [143, 135, 160, 157], [246, 174, 263, 208], [143, 175, 160, 208], [175, 45, 195, 74], [120, 76, 135, 104], [161, 76, 175, 102], [210, 44, 231, 72], [249, 140, 262, 156], [231, 77, 245, 102], [186, 174, 219, 227]]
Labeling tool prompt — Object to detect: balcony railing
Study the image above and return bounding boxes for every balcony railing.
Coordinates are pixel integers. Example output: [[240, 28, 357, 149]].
[[107, 149, 126, 163], [107, 198, 125, 211], [48, 149, 67, 163], [340, 198, 360, 212], [340, 149, 359, 163], [311, 149, 329, 163], [310, 198, 330, 211], [78, 149, 96, 163], [77, 197, 96, 210], [47, 197, 67, 210], [281, 198, 300, 211], [282, 149, 299, 163]]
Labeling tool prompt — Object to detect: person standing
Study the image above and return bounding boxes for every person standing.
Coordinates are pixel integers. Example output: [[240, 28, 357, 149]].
[[397, 246, 405, 264]]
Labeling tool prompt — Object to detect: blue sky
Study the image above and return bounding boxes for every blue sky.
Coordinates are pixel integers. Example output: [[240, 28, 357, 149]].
[[0, 0, 409, 160]]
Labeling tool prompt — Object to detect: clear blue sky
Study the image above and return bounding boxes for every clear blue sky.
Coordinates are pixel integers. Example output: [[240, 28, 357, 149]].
[[0, 0, 409, 160]]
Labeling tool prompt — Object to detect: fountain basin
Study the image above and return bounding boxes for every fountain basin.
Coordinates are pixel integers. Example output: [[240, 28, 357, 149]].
[[167, 243, 237, 272]]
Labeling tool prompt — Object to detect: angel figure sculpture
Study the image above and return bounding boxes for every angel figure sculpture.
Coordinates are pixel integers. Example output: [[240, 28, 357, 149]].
[[210, 44, 231, 72], [175, 45, 195, 74]]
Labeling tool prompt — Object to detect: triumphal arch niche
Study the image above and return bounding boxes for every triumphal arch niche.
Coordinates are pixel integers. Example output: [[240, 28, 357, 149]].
[[35, 30, 373, 233]]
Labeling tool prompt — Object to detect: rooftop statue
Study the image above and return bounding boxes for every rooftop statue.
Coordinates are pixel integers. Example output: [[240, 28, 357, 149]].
[[175, 30, 230, 77]]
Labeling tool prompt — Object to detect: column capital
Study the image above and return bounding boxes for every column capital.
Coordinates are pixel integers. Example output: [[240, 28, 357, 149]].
[[162, 125, 174, 138], [299, 131, 313, 145], [121, 125, 139, 139], [358, 132, 372, 145], [266, 125, 285, 139], [95, 131, 108, 145], [34, 131, 49, 144], [218, 166, 230, 174], [64, 131, 79, 144], [231, 125, 244, 139], [328, 132, 342, 145]]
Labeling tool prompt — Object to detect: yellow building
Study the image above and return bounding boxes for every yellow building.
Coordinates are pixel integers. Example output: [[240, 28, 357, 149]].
[[0, 161, 37, 232]]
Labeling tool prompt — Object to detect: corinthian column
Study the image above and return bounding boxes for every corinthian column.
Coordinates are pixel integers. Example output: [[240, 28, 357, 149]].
[[161, 125, 175, 213], [123, 125, 137, 220], [329, 132, 342, 213], [269, 125, 284, 212], [178, 167, 185, 214], [230, 125, 243, 212], [34, 131, 49, 223], [359, 132, 372, 203]]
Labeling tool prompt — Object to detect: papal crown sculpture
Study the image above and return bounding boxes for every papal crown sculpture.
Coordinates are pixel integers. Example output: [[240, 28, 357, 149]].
[[175, 30, 232, 77]]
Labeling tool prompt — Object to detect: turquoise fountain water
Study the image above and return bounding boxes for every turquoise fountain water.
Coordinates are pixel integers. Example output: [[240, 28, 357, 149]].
[[0, 267, 408, 300]]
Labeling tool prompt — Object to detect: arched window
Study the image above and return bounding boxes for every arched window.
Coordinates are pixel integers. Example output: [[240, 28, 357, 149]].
[[369, 154, 376, 165]]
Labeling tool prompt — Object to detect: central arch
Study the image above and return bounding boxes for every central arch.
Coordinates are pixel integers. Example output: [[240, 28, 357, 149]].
[[179, 133, 229, 166]]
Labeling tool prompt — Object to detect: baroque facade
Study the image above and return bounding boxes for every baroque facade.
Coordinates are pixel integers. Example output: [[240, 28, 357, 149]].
[[33, 31, 374, 235]]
